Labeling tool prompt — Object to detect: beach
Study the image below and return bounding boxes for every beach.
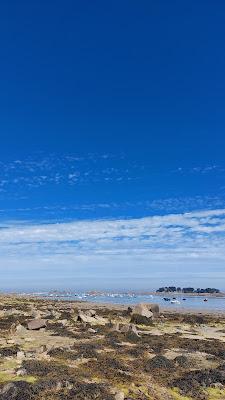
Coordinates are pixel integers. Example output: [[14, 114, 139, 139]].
[[0, 295, 225, 399]]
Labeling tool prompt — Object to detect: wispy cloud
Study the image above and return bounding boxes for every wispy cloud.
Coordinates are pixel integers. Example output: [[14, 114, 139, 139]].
[[0, 153, 139, 196], [1, 196, 224, 220], [1, 209, 225, 273], [175, 165, 225, 174]]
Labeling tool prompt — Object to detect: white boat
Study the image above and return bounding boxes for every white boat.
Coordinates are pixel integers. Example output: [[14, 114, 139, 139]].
[[170, 299, 180, 304]]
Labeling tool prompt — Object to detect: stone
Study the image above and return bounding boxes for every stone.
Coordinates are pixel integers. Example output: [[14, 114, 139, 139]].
[[115, 391, 125, 400], [147, 303, 160, 317], [7, 339, 16, 344], [55, 381, 63, 391], [30, 309, 42, 319], [51, 310, 61, 319], [24, 337, 34, 342], [16, 351, 25, 360], [132, 303, 153, 318], [65, 381, 73, 390], [129, 324, 139, 335], [110, 322, 120, 332], [0, 383, 18, 397], [77, 312, 96, 324], [130, 313, 153, 325], [4, 309, 20, 316], [88, 328, 97, 333], [27, 319, 47, 330], [85, 309, 96, 317], [16, 368, 27, 376], [120, 324, 130, 333], [129, 303, 154, 325], [35, 345, 47, 354], [210, 382, 224, 389], [94, 315, 107, 324], [110, 388, 125, 400], [16, 324, 27, 333], [60, 319, 69, 326], [129, 303, 160, 318]]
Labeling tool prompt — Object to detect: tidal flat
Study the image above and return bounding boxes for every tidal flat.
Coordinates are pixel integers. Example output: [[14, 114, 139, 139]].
[[0, 295, 225, 400]]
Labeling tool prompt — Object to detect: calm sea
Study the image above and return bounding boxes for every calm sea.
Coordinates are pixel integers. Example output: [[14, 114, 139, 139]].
[[30, 292, 225, 313]]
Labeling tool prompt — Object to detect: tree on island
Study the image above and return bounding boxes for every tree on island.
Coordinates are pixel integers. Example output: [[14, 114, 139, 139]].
[[156, 286, 220, 294]]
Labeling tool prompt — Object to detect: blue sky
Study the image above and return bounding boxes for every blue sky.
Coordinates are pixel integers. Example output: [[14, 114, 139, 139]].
[[1, 0, 225, 290]]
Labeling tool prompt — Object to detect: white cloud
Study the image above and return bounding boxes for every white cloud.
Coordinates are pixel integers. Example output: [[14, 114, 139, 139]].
[[0, 208, 225, 259]]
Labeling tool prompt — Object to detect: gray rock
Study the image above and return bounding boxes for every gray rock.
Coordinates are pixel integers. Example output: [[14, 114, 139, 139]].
[[77, 312, 96, 324], [120, 324, 130, 333], [30, 309, 42, 319], [51, 310, 61, 319], [110, 322, 120, 332], [85, 309, 96, 317], [27, 319, 47, 330], [16, 368, 27, 376], [16, 324, 27, 333], [88, 328, 97, 333], [0, 382, 18, 397], [129, 324, 139, 335], [60, 319, 69, 326], [129, 302, 159, 318], [132, 303, 153, 318], [115, 391, 125, 400], [16, 351, 25, 360], [146, 303, 160, 317], [210, 382, 224, 389], [129, 303, 155, 325]]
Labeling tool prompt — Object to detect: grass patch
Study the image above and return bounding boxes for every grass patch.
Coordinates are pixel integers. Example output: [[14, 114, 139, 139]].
[[207, 387, 225, 400], [0, 371, 37, 384], [170, 388, 193, 400]]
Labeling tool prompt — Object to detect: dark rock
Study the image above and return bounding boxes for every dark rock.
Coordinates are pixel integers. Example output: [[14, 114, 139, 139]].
[[130, 314, 153, 325]]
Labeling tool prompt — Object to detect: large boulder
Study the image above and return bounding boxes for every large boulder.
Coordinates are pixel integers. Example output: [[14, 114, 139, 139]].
[[85, 309, 96, 317], [75, 310, 107, 325], [129, 303, 159, 319], [147, 303, 160, 317], [130, 313, 153, 325], [129, 303, 158, 325], [132, 303, 153, 318], [27, 319, 46, 330], [76, 311, 96, 324]]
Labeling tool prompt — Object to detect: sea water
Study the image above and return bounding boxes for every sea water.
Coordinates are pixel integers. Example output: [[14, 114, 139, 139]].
[[29, 292, 225, 312]]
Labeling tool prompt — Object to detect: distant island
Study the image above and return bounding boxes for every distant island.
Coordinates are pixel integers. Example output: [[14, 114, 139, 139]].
[[156, 286, 220, 294]]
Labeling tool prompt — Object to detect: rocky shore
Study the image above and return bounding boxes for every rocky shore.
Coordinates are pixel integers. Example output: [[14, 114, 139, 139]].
[[0, 295, 225, 399]]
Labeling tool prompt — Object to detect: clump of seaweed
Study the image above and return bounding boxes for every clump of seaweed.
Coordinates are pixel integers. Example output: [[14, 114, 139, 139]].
[[171, 365, 225, 398], [21, 360, 71, 377], [47, 347, 78, 360], [73, 342, 102, 359], [174, 355, 191, 368], [0, 346, 20, 357], [145, 355, 175, 371], [84, 354, 132, 383]]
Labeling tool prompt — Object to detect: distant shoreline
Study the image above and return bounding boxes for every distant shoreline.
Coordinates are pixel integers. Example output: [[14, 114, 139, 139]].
[[1, 290, 225, 298]]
